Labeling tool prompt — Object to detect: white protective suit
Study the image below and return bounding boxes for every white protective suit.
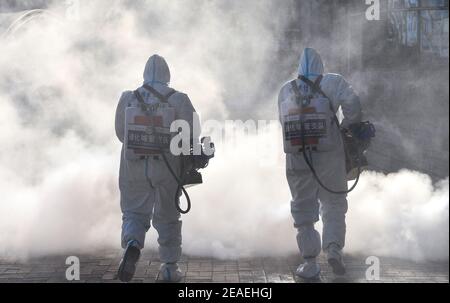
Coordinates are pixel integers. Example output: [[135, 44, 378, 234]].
[[278, 48, 362, 260], [115, 55, 196, 264]]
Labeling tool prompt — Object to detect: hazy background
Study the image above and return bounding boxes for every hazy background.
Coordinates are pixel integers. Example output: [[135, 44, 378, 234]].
[[0, 0, 448, 262]]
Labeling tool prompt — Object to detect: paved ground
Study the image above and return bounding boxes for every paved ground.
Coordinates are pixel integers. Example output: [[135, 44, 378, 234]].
[[0, 250, 448, 283]]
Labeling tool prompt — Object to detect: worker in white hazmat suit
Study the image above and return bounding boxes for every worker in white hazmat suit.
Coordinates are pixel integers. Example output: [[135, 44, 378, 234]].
[[278, 48, 362, 279], [115, 55, 196, 283]]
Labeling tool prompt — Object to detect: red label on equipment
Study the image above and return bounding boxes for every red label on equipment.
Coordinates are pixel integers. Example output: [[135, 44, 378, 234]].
[[289, 106, 316, 115], [291, 138, 319, 146], [134, 116, 163, 127]]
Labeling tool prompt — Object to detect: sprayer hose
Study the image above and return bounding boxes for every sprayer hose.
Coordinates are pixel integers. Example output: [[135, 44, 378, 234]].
[[300, 118, 361, 195], [161, 154, 192, 214], [302, 146, 361, 195]]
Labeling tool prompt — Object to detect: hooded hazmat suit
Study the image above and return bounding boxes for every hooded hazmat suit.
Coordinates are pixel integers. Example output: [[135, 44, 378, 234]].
[[115, 55, 196, 264], [278, 48, 362, 261]]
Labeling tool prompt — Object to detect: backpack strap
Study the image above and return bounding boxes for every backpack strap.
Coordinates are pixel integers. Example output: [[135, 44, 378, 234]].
[[289, 80, 304, 102], [299, 75, 340, 128], [143, 84, 177, 103], [299, 75, 327, 98], [133, 90, 147, 112]]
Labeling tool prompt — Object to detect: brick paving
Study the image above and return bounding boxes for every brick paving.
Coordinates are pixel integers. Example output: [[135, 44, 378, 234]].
[[0, 250, 448, 283]]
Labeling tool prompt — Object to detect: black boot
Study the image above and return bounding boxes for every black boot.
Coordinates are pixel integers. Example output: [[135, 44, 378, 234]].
[[118, 240, 141, 282]]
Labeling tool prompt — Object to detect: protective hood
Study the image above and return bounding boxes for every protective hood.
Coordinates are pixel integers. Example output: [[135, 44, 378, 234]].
[[143, 54, 171, 86], [298, 48, 324, 80]]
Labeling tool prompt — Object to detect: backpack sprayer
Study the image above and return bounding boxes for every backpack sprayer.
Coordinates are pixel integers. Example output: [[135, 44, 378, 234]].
[[125, 85, 215, 214], [285, 75, 376, 194], [162, 138, 215, 214], [341, 121, 376, 182]]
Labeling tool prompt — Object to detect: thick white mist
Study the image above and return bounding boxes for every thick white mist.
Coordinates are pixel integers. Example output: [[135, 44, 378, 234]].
[[347, 171, 449, 261], [0, 0, 448, 262]]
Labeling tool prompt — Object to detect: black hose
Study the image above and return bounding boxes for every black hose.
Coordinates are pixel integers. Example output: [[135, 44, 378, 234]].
[[300, 119, 361, 195], [292, 76, 363, 195], [161, 154, 192, 214]]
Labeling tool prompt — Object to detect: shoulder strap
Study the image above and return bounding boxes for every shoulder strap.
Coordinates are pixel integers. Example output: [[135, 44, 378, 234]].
[[133, 90, 145, 104], [165, 89, 177, 101], [299, 75, 340, 127], [299, 75, 326, 97], [133, 90, 147, 111], [299, 75, 337, 113], [290, 80, 307, 114], [143, 84, 177, 103], [289, 80, 303, 101]]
